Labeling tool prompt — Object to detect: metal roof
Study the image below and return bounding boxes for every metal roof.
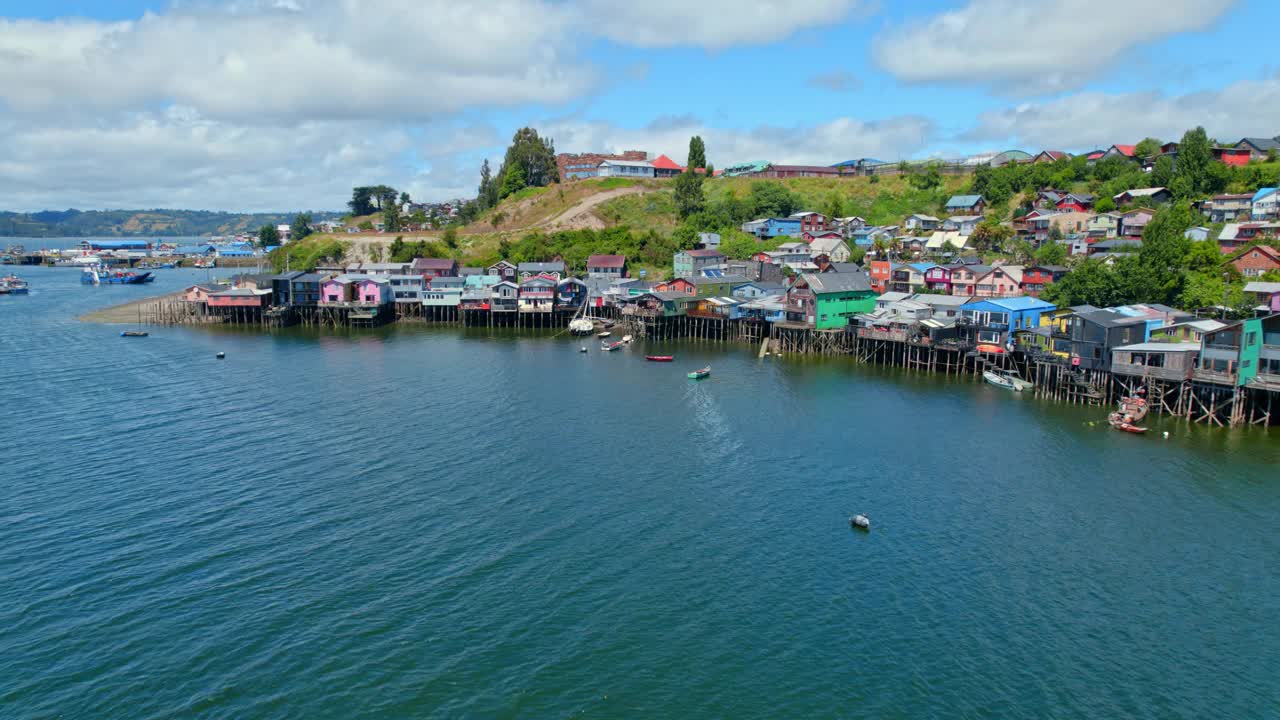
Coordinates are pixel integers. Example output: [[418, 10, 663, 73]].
[[802, 271, 871, 294], [1113, 342, 1202, 353]]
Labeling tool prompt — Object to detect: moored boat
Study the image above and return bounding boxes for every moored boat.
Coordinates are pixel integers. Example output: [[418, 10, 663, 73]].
[[120, 330, 149, 337], [687, 366, 711, 380], [645, 355, 674, 362], [982, 370, 1019, 391], [81, 267, 154, 285], [568, 318, 595, 335], [601, 340, 624, 352], [597, 331, 611, 338]]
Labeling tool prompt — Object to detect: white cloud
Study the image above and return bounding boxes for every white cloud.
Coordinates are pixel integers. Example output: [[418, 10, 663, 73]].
[[872, 0, 1236, 94], [962, 75, 1280, 149], [0, 108, 487, 211], [579, 0, 866, 49], [0, 1, 591, 122], [543, 114, 934, 167]]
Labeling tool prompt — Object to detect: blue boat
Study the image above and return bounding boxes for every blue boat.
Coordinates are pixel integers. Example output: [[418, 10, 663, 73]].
[[82, 268, 154, 285]]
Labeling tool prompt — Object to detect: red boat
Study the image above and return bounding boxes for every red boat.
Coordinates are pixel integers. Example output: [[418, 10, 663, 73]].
[[1108, 411, 1148, 434], [645, 355, 674, 362]]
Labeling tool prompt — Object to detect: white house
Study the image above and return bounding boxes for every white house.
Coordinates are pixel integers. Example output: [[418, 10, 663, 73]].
[[904, 214, 941, 231], [809, 235, 852, 262], [598, 159, 655, 178]]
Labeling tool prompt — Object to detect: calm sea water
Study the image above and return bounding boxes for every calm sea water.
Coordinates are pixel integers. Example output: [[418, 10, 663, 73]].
[[2, 266, 1279, 719]]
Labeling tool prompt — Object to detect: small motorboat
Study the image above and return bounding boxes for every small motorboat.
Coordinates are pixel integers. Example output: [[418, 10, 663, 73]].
[[597, 331, 611, 338], [687, 366, 711, 380], [983, 370, 1019, 391], [645, 355, 674, 362], [850, 515, 870, 531], [579, 346, 588, 353], [120, 330, 149, 337], [622, 334, 634, 344], [0, 275, 28, 294], [1108, 411, 1148, 434], [216, 352, 226, 359], [601, 341, 624, 352]]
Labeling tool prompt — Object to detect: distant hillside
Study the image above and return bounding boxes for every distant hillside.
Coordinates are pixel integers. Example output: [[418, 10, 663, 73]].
[[0, 209, 344, 238]]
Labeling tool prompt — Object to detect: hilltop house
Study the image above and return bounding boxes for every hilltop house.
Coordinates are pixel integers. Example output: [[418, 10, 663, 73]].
[[650, 154, 684, 178], [597, 159, 655, 178], [790, 211, 830, 233], [1244, 282, 1280, 313], [1229, 244, 1280, 278], [945, 195, 986, 214], [809, 235, 852, 262], [904, 214, 941, 232], [1253, 188, 1280, 220], [1114, 187, 1172, 206], [1236, 137, 1280, 160], [1205, 193, 1254, 222], [674, 249, 725, 278], [942, 215, 983, 235]]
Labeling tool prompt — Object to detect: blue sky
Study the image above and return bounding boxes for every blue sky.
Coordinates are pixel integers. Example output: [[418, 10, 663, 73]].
[[0, 0, 1274, 211]]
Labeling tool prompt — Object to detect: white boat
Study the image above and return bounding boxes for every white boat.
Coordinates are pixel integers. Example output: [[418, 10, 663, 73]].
[[983, 370, 1020, 391], [597, 331, 611, 338], [568, 318, 595, 335], [622, 334, 634, 344]]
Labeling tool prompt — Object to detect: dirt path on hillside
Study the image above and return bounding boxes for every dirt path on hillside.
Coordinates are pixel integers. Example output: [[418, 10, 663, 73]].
[[541, 186, 655, 231]]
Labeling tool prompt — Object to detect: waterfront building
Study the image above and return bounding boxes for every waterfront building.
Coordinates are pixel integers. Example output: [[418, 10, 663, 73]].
[[183, 283, 230, 306], [388, 274, 427, 303], [1111, 343, 1203, 382], [622, 291, 692, 318], [961, 296, 1055, 347], [207, 287, 273, 313], [785, 272, 876, 330], [518, 275, 556, 312], [1068, 309, 1149, 371], [289, 273, 324, 306], [586, 255, 628, 279], [491, 281, 519, 313], [1149, 319, 1227, 344], [1195, 317, 1270, 386], [320, 275, 392, 305], [422, 283, 463, 308], [518, 261, 565, 280], [556, 278, 587, 309], [411, 258, 458, 279]]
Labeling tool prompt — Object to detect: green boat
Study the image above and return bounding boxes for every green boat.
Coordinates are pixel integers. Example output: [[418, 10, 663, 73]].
[[687, 366, 711, 380]]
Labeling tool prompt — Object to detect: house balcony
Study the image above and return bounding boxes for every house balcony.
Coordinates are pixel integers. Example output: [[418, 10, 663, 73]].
[[1111, 361, 1193, 382], [687, 309, 722, 319], [1193, 368, 1237, 385], [1250, 372, 1280, 390]]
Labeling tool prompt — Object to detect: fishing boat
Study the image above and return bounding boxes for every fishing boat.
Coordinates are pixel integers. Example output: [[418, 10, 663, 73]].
[[601, 340, 625, 352], [687, 366, 711, 380], [0, 275, 28, 294], [1106, 392, 1149, 434], [120, 330, 149, 338], [81, 267, 154, 285], [982, 370, 1020, 391], [645, 355, 674, 362]]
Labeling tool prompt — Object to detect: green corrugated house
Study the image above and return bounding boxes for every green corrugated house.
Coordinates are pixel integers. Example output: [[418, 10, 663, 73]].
[[786, 272, 877, 330], [1197, 317, 1264, 386]]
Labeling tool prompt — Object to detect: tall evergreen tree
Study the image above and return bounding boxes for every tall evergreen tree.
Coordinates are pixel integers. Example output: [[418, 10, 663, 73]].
[[673, 169, 705, 219], [496, 128, 558, 199], [289, 213, 313, 242], [687, 136, 707, 170], [1175, 127, 1214, 197], [500, 162, 527, 199]]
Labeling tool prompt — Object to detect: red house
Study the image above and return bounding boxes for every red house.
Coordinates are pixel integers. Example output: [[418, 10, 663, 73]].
[[1229, 245, 1280, 278], [801, 229, 843, 244], [1055, 194, 1095, 213], [651, 154, 684, 178], [792, 212, 830, 233], [869, 260, 893, 293], [654, 277, 697, 296], [1020, 265, 1067, 297]]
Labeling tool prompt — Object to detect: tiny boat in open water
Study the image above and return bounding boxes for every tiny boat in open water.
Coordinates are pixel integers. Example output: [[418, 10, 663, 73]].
[[850, 515, 870, 531], [0, 274, 28, 294], [120, 330, 149, 337], [645, 355, 674, 362], [983, 370, 1020, 391], [579, 346, 588, 353], [687, 366, 711, 380]]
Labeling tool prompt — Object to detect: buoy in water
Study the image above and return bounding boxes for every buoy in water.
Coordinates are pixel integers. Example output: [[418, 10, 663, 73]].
[[850, 514, 870, 531], [580, 346, 588, 353], [1163, 431, 1169, 439], [216, 352, 225, 359]]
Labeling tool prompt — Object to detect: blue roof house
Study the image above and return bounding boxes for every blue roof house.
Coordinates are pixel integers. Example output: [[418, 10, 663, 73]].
[[961, 297, 1056, 346], [754, 217, 802, 239]]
